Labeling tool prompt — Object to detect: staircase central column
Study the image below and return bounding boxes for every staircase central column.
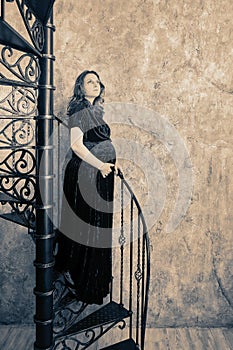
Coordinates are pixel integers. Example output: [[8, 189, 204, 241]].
[[34, 11, 56, 350]]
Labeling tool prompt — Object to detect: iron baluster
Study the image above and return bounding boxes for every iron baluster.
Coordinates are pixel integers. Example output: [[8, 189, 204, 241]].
[[129, 196, 134, 338], [135, 211, 142, 346], [57, 116, 60, 229], [11, 87, 16, 209], [53, 114, 68, 230], [141, 229, 146, 350], [115, 169, 150, 349], [110, 275, 113, 303], [141, 224, 150, 350], [119, 176, 125, 306]]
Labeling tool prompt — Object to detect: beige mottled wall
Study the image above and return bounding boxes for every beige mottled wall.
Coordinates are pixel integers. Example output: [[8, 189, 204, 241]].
[[0, 0, 232, 327], [54, 0, 233, 327]]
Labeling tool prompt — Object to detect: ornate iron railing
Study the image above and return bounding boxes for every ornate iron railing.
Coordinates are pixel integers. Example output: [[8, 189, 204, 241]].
[[52, 117, 150, 349], [0, 46, 38, 229], [117, 170, 150, 350], [0, 2, 150, 349], [0, 2, 55, 350]]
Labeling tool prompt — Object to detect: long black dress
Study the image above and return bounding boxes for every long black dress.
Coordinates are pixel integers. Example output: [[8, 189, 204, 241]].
[[54, 99, 116, 305]]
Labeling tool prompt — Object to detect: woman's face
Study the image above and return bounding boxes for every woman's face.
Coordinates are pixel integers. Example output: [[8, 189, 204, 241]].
[[83, 73, 101, 100]]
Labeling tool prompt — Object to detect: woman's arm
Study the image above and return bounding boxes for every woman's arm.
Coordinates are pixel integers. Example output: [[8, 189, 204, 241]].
[[71, 127, 114, 177]]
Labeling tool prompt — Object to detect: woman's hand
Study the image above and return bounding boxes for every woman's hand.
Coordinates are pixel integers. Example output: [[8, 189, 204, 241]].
[[99, 163, 115, 178], [114, 160, 122, 176]]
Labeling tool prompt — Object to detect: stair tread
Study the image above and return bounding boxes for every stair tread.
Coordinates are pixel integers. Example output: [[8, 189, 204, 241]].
[[0, 193, 20, 203], [0, 193, 35, 204], [59, 301, 130, 338], [0, 212, 34, 228], [0, 20, 40, 56], [99, 338, 137, 350]]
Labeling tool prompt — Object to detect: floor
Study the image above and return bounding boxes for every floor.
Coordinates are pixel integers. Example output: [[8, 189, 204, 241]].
[[0, 326, 232, 350]]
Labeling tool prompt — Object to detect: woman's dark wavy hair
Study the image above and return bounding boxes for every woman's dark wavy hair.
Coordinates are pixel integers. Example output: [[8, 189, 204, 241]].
[[67, 70, 105, 116]]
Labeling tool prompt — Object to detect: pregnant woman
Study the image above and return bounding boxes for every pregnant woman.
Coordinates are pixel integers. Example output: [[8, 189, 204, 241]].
[[54, 70, 116, 305]]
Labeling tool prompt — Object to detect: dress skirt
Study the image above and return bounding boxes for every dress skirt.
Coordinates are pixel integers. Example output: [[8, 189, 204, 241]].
[[55, 138, 116, 305]]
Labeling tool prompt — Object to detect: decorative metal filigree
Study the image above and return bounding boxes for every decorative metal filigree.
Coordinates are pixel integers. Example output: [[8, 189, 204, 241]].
[[30, 19, 44, 51], [13, 201, 35, 225], [53, 330, 100, 350], [53, 320, 126, 350], [53, 274, 128, 349], [0, 119, 35, 146], [135, 268, 142, 281], [0, 176, 36, 202], [53, 276, 88, 335], [0, 86, 37, 115], [119, 234, 126, 246], [0, 46, 40, 84], [0, 149, 35, 175], [0, 199, 35, 228], [0, 173, 36, 228], [16, 0, 44, 51]]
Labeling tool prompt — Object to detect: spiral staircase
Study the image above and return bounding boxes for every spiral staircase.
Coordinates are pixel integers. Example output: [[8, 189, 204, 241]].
[[0, 1, 150, 349]]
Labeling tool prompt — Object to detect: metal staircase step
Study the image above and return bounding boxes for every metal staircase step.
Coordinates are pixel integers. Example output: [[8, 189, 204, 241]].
[[57, 301, 130, 339], [0, 193, 20, 203], [24, 0, 56, 24], [0, 20, 40, 57], [99, 338, 137, 350], [0, 212, 34, 228], [0, 193, 34, 205]]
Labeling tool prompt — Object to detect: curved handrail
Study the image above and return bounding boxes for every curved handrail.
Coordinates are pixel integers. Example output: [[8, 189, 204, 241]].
[[116, 168, 150, 350]]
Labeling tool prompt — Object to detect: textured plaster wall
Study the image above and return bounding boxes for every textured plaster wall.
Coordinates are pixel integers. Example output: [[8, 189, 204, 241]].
[[0, 222, 34, 324], [0, 0, 233, 327], [55, 0, 233, 328]]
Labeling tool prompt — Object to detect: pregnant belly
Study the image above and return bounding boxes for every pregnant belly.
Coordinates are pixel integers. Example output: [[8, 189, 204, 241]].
[[84, 139, 116, 163]]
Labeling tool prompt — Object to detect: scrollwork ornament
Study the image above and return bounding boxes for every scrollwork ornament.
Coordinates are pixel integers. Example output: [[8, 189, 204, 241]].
[[0, 176, 36, 227], [53, 315, 127, 350], [18, 1, 44, 52], [0, 149, 36, 175], [0, 120, 35, 146], [3, 201, 36, 228], [31, 19, 44, 51], [53, 277, 88, 335], [19, 178, 33, 198], [23, 205, 35, 224], [118, 319, 126, 330], [54, 326, 103, 350], [13, 202, 35, 225], [0, 176, 36, 202], [0, 87, 37, 115], [0, 46, 40, 84], [84, 328, 96, 343]]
